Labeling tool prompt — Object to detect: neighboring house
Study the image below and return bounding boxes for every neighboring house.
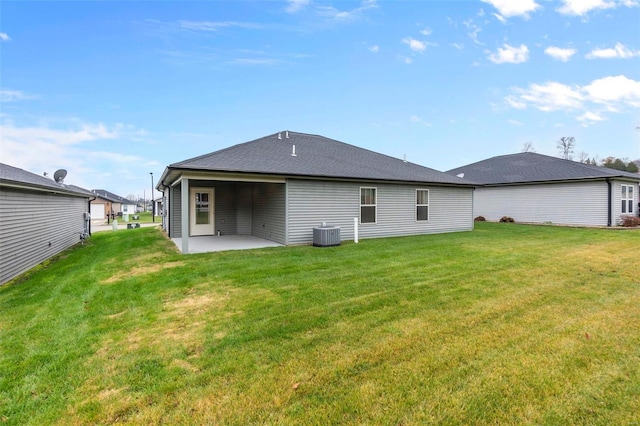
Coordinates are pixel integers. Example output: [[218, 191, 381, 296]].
[[90, 189, 136, 218], [157, 131, 477, 253], [89, 194, 114, 220], [121, 199, 137, 215], [0, 163, 91, 285], [153, 197, 163, 217], [447, 152, 640, 226]]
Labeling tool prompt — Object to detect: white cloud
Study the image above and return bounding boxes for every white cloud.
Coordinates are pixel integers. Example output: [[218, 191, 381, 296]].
[[576, 111, 606, 124], [556, 0, 631, 16], [463, 20, 483, 45], [505, 96, 527, 109], [505, 75, 640, 124], [409, 115, 432, 126], [508, 119, 524, 125], [544, 46, 577, 62], [583, 75, 640, 107], [481, 0, 541, 18], [0, 121, 120, 146], [492, 13, 507, 23], [0, 33, 10, 42], [0, 90, 36, 102], [316, 0, 377, 20], [488, 44, 529, 64], [518, 81, 583, 111], [286, 0, 310, 13], [0, 119, 156, 194], [586, 43, 640, 59], [399, 56, 413, 64], [369, 45, 379, 53], [451, 42, 464, 50], [420, 27, 432, 36], [229, 58, 280, 66], [402, 37, 427, 53], [178, 21, 264, 31]]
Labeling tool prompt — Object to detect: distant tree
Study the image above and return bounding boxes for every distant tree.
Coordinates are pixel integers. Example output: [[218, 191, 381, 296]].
[[602, 157, 616, 168], [602, 157, 638, 172], [522, 142, 536, 153], [557, 136, 575, 160], [578, 152, 590, 163]]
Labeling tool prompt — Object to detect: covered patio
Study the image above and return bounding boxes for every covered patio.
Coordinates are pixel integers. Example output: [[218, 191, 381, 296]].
[[171, 235, 283, 254]]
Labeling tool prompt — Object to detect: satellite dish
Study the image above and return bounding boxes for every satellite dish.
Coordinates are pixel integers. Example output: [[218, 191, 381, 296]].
[[53, 169, 67, 183]]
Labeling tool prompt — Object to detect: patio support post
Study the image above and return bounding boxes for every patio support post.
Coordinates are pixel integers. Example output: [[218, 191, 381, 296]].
[[181, 178, 189, 254], [354, 217, 359, 243]]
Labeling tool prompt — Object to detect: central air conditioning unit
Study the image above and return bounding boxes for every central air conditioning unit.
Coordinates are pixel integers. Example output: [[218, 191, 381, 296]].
[[313, 223, 341, 247]]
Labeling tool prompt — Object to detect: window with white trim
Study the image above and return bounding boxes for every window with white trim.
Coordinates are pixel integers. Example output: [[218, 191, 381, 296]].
[[360, 187, 376, 224], [621, 184, 634, 214], [416, 189, 429, 221]]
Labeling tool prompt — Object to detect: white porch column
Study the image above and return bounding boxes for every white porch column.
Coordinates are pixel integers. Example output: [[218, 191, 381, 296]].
[[181, 178, 189, 254]]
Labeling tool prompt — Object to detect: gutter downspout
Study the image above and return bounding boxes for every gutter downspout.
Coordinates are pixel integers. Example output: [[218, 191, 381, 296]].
[[88, 196, 96, 236], [606, 178, 612, 227]]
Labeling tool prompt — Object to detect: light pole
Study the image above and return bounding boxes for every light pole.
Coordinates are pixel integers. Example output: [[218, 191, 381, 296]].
[[150, 172, 155, 223]]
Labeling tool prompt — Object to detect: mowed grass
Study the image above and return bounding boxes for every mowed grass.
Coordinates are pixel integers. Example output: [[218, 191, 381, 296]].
[[1, 223, 639, 425]]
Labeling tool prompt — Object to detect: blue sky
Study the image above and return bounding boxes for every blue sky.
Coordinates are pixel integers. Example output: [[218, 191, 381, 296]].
[[1, 0, 639, 199]]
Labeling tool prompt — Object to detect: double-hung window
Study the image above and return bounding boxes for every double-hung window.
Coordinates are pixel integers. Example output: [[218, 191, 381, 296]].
[[416, 189, 429, 221], [621, 184, 634, 214], [360, 187, 376, 223]]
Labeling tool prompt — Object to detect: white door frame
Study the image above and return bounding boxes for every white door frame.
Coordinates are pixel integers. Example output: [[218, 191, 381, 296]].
[[189, 187, 215, 236]]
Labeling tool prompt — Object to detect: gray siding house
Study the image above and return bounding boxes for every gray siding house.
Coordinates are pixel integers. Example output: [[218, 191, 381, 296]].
[[447, 152, 640, 226], [0, 163, 91, 285], [157, 131, 476, 253]]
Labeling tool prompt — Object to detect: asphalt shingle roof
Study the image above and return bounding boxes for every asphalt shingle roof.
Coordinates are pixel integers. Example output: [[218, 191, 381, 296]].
[[169, 131, 475, 186], [447, 152, 640, 185], [91, 189, 136, 204], [0, 163, 90, 197]]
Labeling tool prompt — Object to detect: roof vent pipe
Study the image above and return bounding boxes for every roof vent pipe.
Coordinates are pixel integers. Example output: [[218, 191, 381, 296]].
[[403, 154, 407, 163], [291, 145, 297, 157], [278, 132, 282, 140], [286, 131, 289, 139]]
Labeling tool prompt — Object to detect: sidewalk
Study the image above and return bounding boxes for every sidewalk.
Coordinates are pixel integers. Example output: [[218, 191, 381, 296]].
[[91, 221, 162, 233]]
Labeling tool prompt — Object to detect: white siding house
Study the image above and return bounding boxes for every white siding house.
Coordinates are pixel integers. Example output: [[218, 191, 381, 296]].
[[0, 163, 91, 285], [448, 153, 640, 226], [157, 131, 476, 253]]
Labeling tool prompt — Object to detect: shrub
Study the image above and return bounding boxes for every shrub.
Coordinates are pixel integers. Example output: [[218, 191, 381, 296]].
[[474, 216, 486, 222], [499, 216, 515, 223], [620, 216, 640, 227]]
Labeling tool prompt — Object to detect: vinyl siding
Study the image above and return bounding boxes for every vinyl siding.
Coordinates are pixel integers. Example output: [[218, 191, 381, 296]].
[[474, 181, 609, 226], [170, 185, 182, 238], [252, 183, 286, 244], [287, 179, 473, 245], [0, 187, 88, 285], [212, 183, 236, 236], [236, 183, 252, 235]]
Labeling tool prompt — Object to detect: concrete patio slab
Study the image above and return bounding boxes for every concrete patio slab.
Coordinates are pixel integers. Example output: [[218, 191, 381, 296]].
[[171, 235, 283, 253]]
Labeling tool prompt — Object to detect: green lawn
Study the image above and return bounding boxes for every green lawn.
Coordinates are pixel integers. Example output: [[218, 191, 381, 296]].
[[1, 223, 639, 425]]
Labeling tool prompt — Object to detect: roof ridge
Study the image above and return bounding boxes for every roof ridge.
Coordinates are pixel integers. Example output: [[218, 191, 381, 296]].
[[170, 131, 283, 167]]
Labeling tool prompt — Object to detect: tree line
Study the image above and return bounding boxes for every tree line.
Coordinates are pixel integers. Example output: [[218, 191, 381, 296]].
[[522, 137, 639, 173]]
